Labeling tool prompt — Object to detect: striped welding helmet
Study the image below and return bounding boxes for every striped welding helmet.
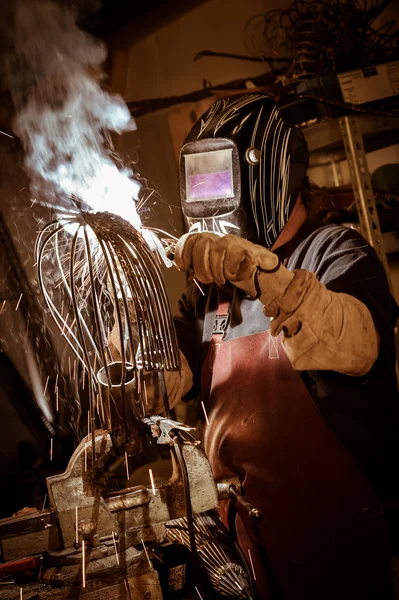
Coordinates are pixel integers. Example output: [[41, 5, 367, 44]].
[[179, 93, 308, 249]]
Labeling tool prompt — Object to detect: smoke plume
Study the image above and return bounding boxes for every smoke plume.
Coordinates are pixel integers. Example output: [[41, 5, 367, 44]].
[[2, 0, 141, 228]]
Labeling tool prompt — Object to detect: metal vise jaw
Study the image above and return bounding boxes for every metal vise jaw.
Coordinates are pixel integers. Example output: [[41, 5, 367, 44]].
[[45, 425, 218, 591]]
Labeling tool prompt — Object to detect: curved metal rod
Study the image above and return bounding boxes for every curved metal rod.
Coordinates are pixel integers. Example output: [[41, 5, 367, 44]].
[[70, 228, 97, 454]]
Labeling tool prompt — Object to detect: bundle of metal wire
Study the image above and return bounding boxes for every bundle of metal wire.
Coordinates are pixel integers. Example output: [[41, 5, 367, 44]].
[[166, 511, 253, 599], [35, 210, 180, 455]]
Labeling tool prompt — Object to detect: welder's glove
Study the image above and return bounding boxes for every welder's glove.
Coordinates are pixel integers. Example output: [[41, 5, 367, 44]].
[[175, 232, 379, 377], [174, 232, 287, 298], [143, 351, 193, 416]]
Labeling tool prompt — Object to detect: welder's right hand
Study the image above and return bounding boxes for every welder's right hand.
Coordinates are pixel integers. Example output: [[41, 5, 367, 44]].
[[143, 350, 193, 416], [174, 232, 280, 297]]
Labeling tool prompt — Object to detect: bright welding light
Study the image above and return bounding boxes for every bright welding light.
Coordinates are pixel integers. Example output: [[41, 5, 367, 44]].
[[58, 160, 142, 237]]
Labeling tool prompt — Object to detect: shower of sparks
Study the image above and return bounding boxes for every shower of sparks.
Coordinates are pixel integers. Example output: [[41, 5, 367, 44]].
[[234, 580, 243, 591], [42, 493, 47, 512], [50, 437, 53, 461], [82, 540, 86, 588], [148, 468, 156, 496], [112, 531, 119, 565], [201, 401, 210, 426], [0, 301, 5, 314], [0, 130, 13, 139], [15, 293, 23, 311], [193, 278, 205, 296], [125, 452, 130, 480], [75, 506, 79, 546], [141, 539, 151, 567], [195, 586, 204, 600], [248, 548, 256, 581], [43, 375, 50, 396]]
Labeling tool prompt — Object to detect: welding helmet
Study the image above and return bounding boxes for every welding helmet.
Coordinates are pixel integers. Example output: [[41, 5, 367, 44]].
[[179, 93, 308, 248]]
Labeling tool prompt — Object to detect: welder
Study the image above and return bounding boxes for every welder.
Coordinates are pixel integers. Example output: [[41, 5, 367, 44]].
[[157, 93, 399, 598]]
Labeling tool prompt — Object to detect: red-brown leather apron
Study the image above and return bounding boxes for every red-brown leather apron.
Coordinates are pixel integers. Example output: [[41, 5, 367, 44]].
[[201, 305, 393, 599]]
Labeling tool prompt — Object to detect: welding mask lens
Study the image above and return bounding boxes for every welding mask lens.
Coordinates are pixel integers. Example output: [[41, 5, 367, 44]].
[[180, 139, 240, 221]]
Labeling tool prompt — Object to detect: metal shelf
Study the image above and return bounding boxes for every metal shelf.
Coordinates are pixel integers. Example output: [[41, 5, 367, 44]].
[[303, 115, 399, 153], [302, 114, 399, 290]]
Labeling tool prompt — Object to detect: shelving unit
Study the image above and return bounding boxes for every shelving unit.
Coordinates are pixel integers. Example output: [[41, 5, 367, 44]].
[[303, 113, 399, 292]]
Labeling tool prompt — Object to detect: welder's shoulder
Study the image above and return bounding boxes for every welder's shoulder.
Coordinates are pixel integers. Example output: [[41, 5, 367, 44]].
[[289, 223, 383, 281]]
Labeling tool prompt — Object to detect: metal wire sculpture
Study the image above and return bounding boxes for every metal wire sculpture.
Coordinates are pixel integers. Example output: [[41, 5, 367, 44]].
[[167, 511, 253, 599], [245, 0, 399, 84], [35, 210, 180, 458]]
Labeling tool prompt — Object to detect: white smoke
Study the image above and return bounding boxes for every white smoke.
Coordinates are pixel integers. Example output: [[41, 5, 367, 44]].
[[5, 0, 141, 229]]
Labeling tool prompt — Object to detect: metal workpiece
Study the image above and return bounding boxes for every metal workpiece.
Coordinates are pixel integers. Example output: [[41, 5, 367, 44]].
[[166, 511, 253, 599], [338, 116, 392, 287], [36, 211, 181, 458]]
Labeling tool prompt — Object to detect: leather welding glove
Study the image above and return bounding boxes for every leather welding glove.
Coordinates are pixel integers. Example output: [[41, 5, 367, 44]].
[[174, 232, 283, 297], [174, 232, 379, 377]]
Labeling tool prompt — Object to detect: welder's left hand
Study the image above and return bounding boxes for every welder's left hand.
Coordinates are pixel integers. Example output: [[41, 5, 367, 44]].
[[174, 232, 280, 297]]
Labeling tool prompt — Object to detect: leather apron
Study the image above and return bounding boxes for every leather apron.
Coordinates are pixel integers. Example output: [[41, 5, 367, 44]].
[[201, 302, 393, 599]]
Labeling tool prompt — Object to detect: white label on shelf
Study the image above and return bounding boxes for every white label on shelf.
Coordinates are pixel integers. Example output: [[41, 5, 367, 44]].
[[338, 61, 399, 104]]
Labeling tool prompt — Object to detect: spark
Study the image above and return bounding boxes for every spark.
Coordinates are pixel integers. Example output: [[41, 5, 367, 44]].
[[87, 410, 90, 436], [148, 468, 156, 496], [82, 540, 86, 588], [0, 301, 5, 314], [42, 493, 47, 512], [125, 452, 130, 480], [234, 580, 243, 591], [195, 586, 204, 600], [248, 548, 256, 581], [43, 375, 50, 396], [50, 438, 53, 461], [84, 443, 87, 472], [20, 588, 22, 600], [15, 293, 23, 311], [0, 130, 13, 139], [112, 531, 119, 565], [56, 386, 59, 411], [30, 198, 37, 207], [143, 380, 148, 405], [193, 278, 205, 296], [201, 401, 210, 426], [141, 539, 151, 567], [75, 506, 79, 546]]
